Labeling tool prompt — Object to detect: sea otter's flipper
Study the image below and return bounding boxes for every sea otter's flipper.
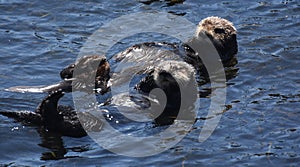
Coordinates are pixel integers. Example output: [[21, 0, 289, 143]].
[[36, 90, 64, 118], [0, 110, 42, 125], [5, 80, 72, 93], [0, 91, 64, 126], [37, 90, 102, 137], [36, 90, 69, 135]]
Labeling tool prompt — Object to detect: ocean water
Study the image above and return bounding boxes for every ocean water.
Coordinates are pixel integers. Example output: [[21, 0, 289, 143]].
[[0, 0, 299, 166]]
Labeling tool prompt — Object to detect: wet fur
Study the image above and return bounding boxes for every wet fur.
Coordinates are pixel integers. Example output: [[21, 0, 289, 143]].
[[1, 91, 102, 137]]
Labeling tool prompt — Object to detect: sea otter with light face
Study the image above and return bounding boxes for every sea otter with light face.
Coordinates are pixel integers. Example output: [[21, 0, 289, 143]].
[[136, 60, 198, 125], [196, 16, 237, 63], [114, 16, 238, 72]]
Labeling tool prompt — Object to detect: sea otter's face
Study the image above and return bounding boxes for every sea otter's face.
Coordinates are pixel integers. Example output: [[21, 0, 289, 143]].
[[95, 58, 110, 94], [153, 61, 195, 93], [133, 60, 198, 126], [196, 16, 238, 62], [96, 58, 110, 82], [72, 55, 110, 94]]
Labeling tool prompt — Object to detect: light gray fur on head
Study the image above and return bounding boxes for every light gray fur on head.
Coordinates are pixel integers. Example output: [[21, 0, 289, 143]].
[[193, 16, 238, 61], [153, 60, 195, 89], [196, 16, 236, 38]]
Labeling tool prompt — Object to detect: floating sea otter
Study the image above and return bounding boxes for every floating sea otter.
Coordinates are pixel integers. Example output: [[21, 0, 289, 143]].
[[196, 16, 237, 63], [114, 16, 237, 67], [107, 60, 197, 126], [136, 60, 198, 125]]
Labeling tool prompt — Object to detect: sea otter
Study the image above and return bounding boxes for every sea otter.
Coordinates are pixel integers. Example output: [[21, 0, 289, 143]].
[[106, 59, 197, 126], [111, 16, 238, 86], [196, 16, 237, 63], [6, 55, 110, 94], [136, 60, 198, 125], [114, 16, 237, 69], [0, 90, 102, 137]]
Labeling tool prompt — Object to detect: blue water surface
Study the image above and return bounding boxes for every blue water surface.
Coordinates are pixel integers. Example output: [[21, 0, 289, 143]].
[[0, 0, 299, 166]]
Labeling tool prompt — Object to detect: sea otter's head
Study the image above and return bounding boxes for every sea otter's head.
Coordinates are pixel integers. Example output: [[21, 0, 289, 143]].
[[136, 60, 197, 125], [72, 55, 111, 94], [196, 16, 238, 62], [152, 61, 195, 93], [137, 61, 196, 95]]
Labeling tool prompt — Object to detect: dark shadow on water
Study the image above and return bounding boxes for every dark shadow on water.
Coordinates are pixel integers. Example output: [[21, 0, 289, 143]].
[[37, 127, 91, 160], [37, 127, 69, 160], [37, 128, 93, 161]]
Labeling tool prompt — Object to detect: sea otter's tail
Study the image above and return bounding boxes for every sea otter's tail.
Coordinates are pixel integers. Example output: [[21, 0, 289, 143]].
[[0, 110, 42, 125]]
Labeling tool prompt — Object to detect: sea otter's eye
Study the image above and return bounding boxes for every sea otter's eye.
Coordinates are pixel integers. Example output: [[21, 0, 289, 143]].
[[214, 28, 226, 34]]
